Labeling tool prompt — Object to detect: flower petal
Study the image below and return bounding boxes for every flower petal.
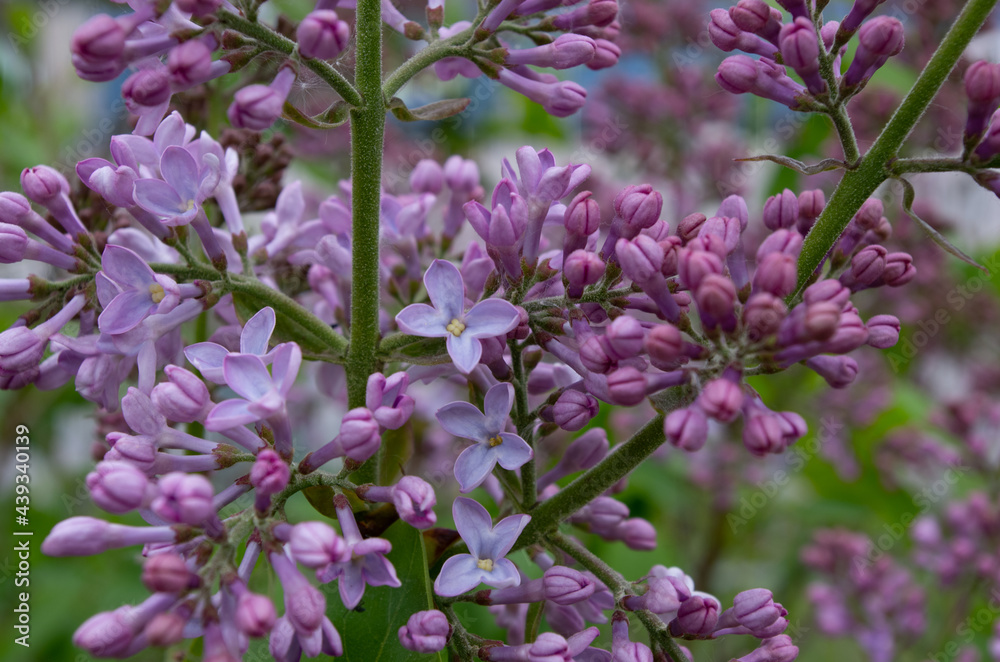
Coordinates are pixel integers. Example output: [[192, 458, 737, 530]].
[[395, 303, 449, 338], [433, 554, 486, 597], [436, 401, 489, 441], [159, 146, 200, 200], [241, 307, 276, 355], [483, 513, 531, 561], [483, 383, 514, 433], [362, 553, 401, 588], [101, 245, 156, 289], [222, 353, 273, 401], [205, 398, 257, 429], [454, 443, 497, 494], [338, 562, 366, 609], [484, 557, 522, 590], [133, 178, 188, 217], [423, 259, 465, 321], [494, 433, 533, 471], [446, 333, 482, 374], [452, 496, 495, 558], [271, 343, 302, 396], [464, 299, 520, 338], [184, 342, 229, 383], [98, 290, 155, 335]]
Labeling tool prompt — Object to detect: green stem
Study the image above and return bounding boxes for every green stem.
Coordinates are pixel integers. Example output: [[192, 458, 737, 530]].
[[382, 25, 478, 99], [890, 154, 1000, 174], [513, 415, 665, 551], [215, 9, 363, 107], [511, 342, 536, 509], [346, 0, 387, 485], [829, 105, 860, 165], [795, 0, 999, 293]]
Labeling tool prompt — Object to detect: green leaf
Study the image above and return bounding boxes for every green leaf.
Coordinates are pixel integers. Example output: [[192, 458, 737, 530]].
[[326, 520, 445, 662], [388, 97, 471, 122], [231, 291, 331, 356]]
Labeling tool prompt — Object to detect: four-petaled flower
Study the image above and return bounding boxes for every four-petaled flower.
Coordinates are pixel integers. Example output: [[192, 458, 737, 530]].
[[320, 499, 402, 609], [204, 341, 300, 430], [436, 383, 533, 493], [395, 259, 520, 373], [185, 307, 276, 384], [133, 145, 220, 226], [433, 497, 530, 597], [97, 245, 180, 335]]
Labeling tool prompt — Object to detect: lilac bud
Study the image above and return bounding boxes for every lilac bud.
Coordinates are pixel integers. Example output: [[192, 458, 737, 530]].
[[974, 110, 1000, 160], [964, 61, 1000, 142], [399, 610, 451, 653], [228, 67, 296, 130], [881, 252, 915, 286], [393, 476, 437, 529], [698, 378, 744, 423], [86, 461, 153, 514], [806, 355, 858, 388], [152, 473, 216, 526], [736, 635, 799, 662], [506, 34, 597, 69], [339, 407, 382, 462], [716, 55, 808, 110], [42, 517, 176, 556], [70, 15, 128, 81], [607, 366, 647, 406], [580, 335, 614, 374], [410, 159, 444, 194], [797, 189, 825, 233], [73, 610, 135, 657], [237, 592, 277, 637], [552, 389, 599, 431], [565, 191, 601, 236], [543, 566, 596, 605], [678, 248, 724, 291], [753, 252, 797, 297], [855, 198, 883, 230], [757, 229, 803, 260], [780, 18, 825, 94], [615, 184, 662, 237], [803, 279, 849, 307], [617, 517, 657, 550], [802, 301, 842, 341], [624, 576, 684, 614], [733, 589, 783, 632], [251, 449, 290, 496], [604, 316, 644, 361], [664, 406, 709, 451], [677, 213, 707, 242], [298, 10, 351, 60], [564, 249, 605, 297], [145, 612, 186, 647], [538, 429, 608, 489], [866, 314, 900, 348], [743, 411, 787, 455], [732, 0, 779, 39], [175, 0, 223, 15], [743, 293, 787, 340], [167, 40, 214, 87], [21, 165, 68, 203], [588, 39, 621, 70], [142, 553, 195, 593], [644, 324, 683, 366], [289, 521, 349, 567], [552, 0, 619, 31], [151, 366, 210, 422], [497, 68, 587, 118], [842, 244, 887, 288], [122, 68, 171, 108], [843, 17, 904, 88], [672, 593, 721, 636], [617, 235, 664, 285], [763, 189, 799, 230], [584, 496, 629, 529], [709, 9, 779, 59], [841, 0, 889, 34], [696, 273, 737, 327]]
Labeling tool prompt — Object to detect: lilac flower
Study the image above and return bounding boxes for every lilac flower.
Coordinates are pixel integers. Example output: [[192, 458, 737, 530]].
[[366, 371, 415, 429], [434, 497, 530, 596], [395, 259, 520, 373], [132, 145, 220, 227], [186, 307, 277, 383], [97, 245, 194, 335], [319, 497, 401, 609], [436, 383, 533, 492]]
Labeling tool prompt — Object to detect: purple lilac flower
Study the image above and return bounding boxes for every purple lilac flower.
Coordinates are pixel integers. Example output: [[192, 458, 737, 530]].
[[185, 307, 277, 383], [436, 383, 533, 492], [434, 497, 530, 596], [395, 259, 520, 373]]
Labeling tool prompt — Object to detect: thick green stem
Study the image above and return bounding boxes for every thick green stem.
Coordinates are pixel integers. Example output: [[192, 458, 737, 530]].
[[513, 415, 665, 551], [216, 9, 362, 107], [795, 0, 999, 293], [346, 0, 387, 484], [891, 154, 1000, 174], [829, 105, 860, 165]]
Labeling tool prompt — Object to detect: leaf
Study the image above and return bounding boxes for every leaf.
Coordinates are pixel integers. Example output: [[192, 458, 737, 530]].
[[379, 424, 414, 486], [388, 336, 452, 365], [231, 291, 333, 357], [304, 485, 340, 519], [735, 154, 848, 175], [326, 520, 444, 662], [282, 101, 349, 129], [388, 97, 471, 122], [895, 177, 987, 272]]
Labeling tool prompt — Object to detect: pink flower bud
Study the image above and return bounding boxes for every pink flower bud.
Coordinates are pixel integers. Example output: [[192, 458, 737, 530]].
[[410, 159, 444, 194], [151, 366, 211, 423], [797, 189, 825, 233], [123, 68, 171, 108], [298, 10, 351, 60], [399, 610, 451, 653], [672, 593, 721, 636], [698, 377, 744, 423], [664, 406, 709, 451], [552, 389, 599, 431], [753, 252, 797, 297], [145, 612, 186, 647], [881, 251, 915, 286], [289, 521, 349, 567], [803, 279, 849, 306], [152, 472, 216, 526], [580, 335, 614, 373], [866, 314, 900, 348], [142, 553, 196, 593], [678, 248, 725, 291], [73, 609, 135, 657], [393, 476, 437, 529], [543, 566, 596, 605], [677, 213, 707, 242], [87, 461, 154, 514], [805, 355, 858, 388], [168, 40, 214, 87], [564, 249, 606, 297], [251, 449, 290, 496], [236, 592, 276, 637], [564, 191, 601, 236], [227, 67, 296, 130], [20, 165, 69, 203], [743, 411, 786, 455], [615, 184, 663, 236], [607, 366, 647, 406], [780, 18, 824, 93], [588, 39, 621, 70], [843, 244, 887, 288], [644, 323, 683, 365], [338, 407, 382, 462], [763, 189, 799, 230], [803, 301, 842, 341], [616, 517, 657, 550], [604, 316, 644, 360], [743, 293, 787, 340]]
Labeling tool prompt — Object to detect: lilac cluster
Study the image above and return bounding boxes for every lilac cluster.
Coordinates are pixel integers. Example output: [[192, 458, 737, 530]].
[[712, 0, 904, 110], [963, 61, 1000, 196]]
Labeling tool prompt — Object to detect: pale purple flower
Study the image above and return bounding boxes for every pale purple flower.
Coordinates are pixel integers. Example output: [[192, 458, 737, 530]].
[[132, 145, 220, 227], [434, 497, 530, 596], [436, 383, 533, 492], [186, 307, 277, 384], [366, 371, 415, 429], [318, 497, 401, 609], [97, 245, 187, 335], [395, 259, 520, 373]]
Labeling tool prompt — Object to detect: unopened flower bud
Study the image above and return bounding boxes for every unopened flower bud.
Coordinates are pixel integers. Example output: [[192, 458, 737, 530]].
[[151, 366, 211, 422], [607, 366, 647, 406], [228, 67, 296, 130], [543, 566, 595, 605], [672, 593, 721, 636], [152, 472, 215, 526], [298, 10, 351, 60], [399, 610, 451, 653], [237, 592, 276, 637], [866, 314, 900, 348], [806, 355, 858, 388], [580, 335, 614, 374], [763, 189, 799, 230], [743, 293, 787, 340], [753, 252, 797, 297], [698, 377, 744, 423], [142, 553, 195, 593], [86, 461, 154, 514], [410, 159, 444, 194], [338, 407, 382, 462], [552, 389, 599, 431], [393, 476, 437, 529], [289, 521, 349, 567], [251, 449, 290, 496], [564, 249, 605, 297], [664, 406, 709, 451], [797, 189, 824, 233]]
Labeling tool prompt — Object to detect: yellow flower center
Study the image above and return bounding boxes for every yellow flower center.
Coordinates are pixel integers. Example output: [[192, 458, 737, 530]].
[[149, 283, 165, 304], [446, 318, 467, 337], [488, 435, 503, 447], [477, 558, 494, 572], [183, 199, 196, 212]]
